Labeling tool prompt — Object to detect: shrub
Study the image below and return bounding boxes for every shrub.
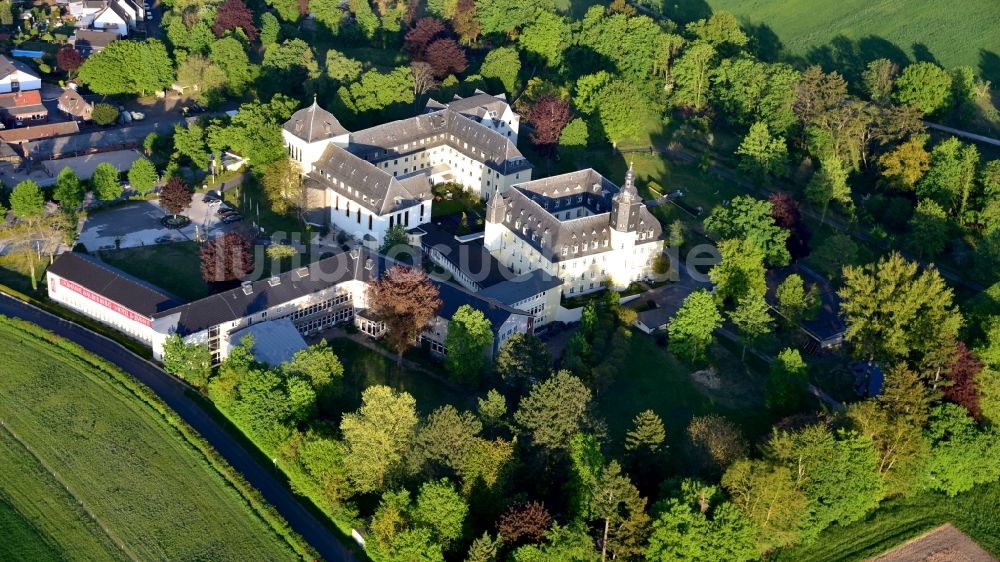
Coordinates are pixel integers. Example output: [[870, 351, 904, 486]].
[[91, 103, 119, 126]]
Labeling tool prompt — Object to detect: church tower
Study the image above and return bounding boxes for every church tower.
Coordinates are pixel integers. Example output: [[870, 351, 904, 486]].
[[484, 189, 507, 253], [607, 163, 642, 288]]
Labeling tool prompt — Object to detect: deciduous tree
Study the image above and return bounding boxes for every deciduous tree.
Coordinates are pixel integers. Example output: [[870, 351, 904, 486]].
[[775, 273, 818, 327], [78, 39, 174, 96], [728, 294, 772, 360], [497, 501, 551, 547], [704, 195, 790, 266], [805, 155, 852, 224], [907, 198, 950, 258], [862, 58, 899, 104], [708, 239, 767, 306], [722, 459, 807, 551], [127, 158, 158, 195], [768, 192, 810, 260], [56, 46, 82, 76], [91, 162, 122, 200], [685, 414, 747, 478], [526, 96, 572, 154], [518, 11, 570, 67], [213, 0, 258, 40], [878, 135, 930, 190], [367, 265, 442, 364], [736, 121, 788, 180], [261, 158, 304, 216], [895, 62, 952, 115], [668, 289, 723, 363], [480, 47, 519, 94], [162, 334, 212, 388], [341, 385, 419, 493], [514, 370, 591, 452], [53, 167, 84, 209], [200, 231, 253, 283], [159, 177, 191, 218], [765, 347, 808, 412], [941, 342, 983, 420], [495, 333, 551, 393], [91, 103, 119, 126], [10, 180, 45, 223], [424, 38, 468, 78]]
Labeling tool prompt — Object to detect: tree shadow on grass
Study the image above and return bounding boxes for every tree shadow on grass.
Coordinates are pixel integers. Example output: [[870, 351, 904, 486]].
[[980, 49, 1000, 86], [798, 35, 910, 92]]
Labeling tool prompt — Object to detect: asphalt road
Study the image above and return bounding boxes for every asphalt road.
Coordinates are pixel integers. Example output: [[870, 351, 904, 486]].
[[0, 293, 356, 562]]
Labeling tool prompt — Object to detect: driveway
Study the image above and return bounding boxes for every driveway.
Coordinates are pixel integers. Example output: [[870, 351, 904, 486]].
[[0, 293, 357, 562], [77, 197, 230, 250]]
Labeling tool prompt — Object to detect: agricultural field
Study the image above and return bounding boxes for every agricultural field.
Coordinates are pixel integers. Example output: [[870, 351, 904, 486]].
[[694, 0, 1000, 76], [0, 430, 127, 562], [0, 317, 298, 561], [774, 480, 1000, 561]]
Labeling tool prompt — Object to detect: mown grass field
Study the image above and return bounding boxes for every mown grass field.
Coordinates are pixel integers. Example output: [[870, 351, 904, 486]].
[[699, 0, 1000, 75], [0, 430, 127, 562], [774, 480, 1000, 561], [98, 241, 210, 301], [0, 317, 298, 561]]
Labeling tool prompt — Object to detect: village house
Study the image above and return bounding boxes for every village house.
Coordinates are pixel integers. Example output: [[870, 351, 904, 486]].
[[0, 90, 48, 127], [69, 29, 119, 56], [282, 95, 531, 245], [57, 88, 94, 121], [0, 55, 41, 94]]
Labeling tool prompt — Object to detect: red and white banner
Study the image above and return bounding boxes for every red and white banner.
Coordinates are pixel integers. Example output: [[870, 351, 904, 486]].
[[55, 276, 152, 327]]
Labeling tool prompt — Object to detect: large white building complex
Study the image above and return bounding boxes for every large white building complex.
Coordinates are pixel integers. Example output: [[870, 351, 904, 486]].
[[282, 92, 531, 246], [47, 250, 531, 364], [483, 165, 663, 295]]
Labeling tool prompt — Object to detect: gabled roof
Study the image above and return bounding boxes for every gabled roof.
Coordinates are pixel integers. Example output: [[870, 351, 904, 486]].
[[309, 143, 432, 215], [283, 97, 349, 143], [47, 252, 182, 316], [155, 249, 377, 335], [493, 168, 662, 262], [57, 88, 93, 117], [71, 29, 119, 49], [98, 0, 131, 23], [435, 277, 529, 332], [345, 109, 529, 176], [426, 91, 511, 122], [0, 55, 38, 80], [479, 269, 563, 306], [0, 121, 79, 143], [0, 90, 42, 109]]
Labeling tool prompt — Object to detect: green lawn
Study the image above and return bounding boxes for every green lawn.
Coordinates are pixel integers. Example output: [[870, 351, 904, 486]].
[[698, 0, 1000, 75], [223, 175, 308, 237], [0, 252, 48, 295], [596, 332, 777, 460], [327, 337, 471, 417], [0, 317, 298, 561], [97, 242, 209, 301], [0, 430, 127, 562], [774, 481, 1000, 561]]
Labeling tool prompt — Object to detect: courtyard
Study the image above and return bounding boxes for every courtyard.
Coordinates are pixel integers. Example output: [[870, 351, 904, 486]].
[[77, 197, 228, 251]]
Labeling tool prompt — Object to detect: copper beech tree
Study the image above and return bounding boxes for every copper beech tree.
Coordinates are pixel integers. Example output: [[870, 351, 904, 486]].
[[367, 265, 441, 365], [159, 177, 192, 218], [201, 232, 253, 283]]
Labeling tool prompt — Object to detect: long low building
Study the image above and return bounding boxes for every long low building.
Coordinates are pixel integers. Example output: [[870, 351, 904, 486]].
[[47, 248, 532, 364]]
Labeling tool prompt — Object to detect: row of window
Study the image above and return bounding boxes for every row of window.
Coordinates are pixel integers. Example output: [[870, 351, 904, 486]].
[[289, 294, 350, 321], [296, 307, 353, 334]]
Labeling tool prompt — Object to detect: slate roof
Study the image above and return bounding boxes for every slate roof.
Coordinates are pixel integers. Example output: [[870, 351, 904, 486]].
[[489, 169, 662, 263], [155, 250, 377, 336], [47, 252, 182, 316], [96, 0, 130, 24], [283, 98, 349, 143], [0, 121, 79, 143], [309, 143, 433, 215], [0, 55, 37, 80], [231, 318, 308, 366], [345, 109, 530, 176], [426, 91, 511, 122], [419, 222, 514, 289], [479, 269, 563, 306], [57, 88, 93, 118], [71, 29, 119, 50], [435, 277, 528, 332]]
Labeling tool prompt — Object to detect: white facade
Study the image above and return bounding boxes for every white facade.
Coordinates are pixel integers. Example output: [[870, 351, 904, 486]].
[[92, 7, 128, 36], [0, 69, 41, 94], [282, 127, 348, 174], [46, 270, 159, 344]]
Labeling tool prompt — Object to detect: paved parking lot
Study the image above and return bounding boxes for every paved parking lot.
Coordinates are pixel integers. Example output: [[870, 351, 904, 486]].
[[77, 197, 233, 251]]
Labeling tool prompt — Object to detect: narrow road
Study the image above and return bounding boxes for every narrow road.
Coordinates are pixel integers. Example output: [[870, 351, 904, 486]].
[[924, 121, 1000, 147], [0, 293, 356, 562]]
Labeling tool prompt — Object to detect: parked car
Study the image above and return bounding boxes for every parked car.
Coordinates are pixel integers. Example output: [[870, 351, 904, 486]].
[[202, 190, 221, 202], [216, 208, 237, 217], [155, 235, 178, 243], [222, 214, 243, 224], [207, 199, 222, 207], [130, 111, 145, 121]]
